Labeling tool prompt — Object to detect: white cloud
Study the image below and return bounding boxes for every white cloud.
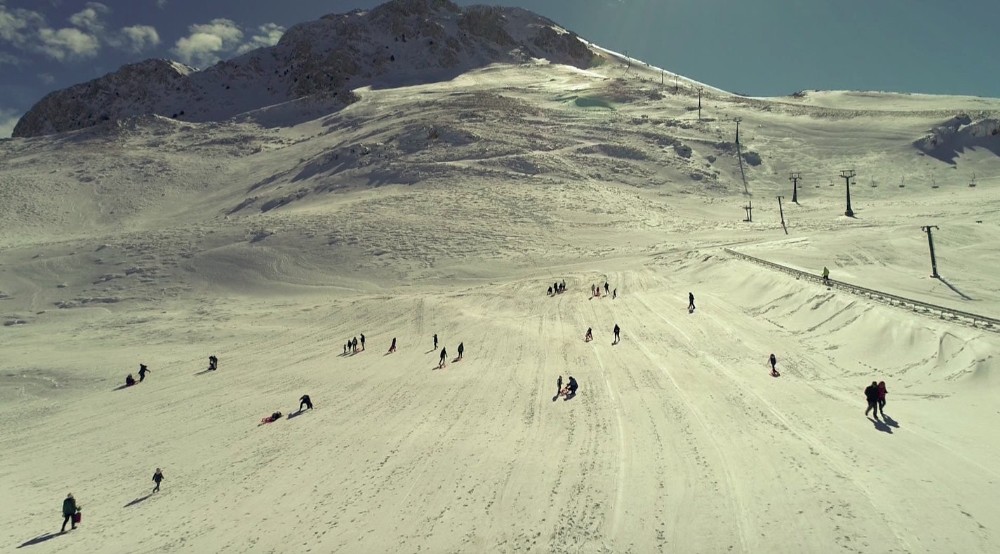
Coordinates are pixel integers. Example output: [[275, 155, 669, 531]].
[[235, 23, 284, 55], [37, 72, 55, 84], [0, 3, 45, 45], [120, 24, 160, 53], [156, 0, 168, 8], [37, 26, 100, 60], [68, 2, 109, 34], [0, 51, 21, 66], [0, 107, 21, 138], [171, 18, 243, 67]]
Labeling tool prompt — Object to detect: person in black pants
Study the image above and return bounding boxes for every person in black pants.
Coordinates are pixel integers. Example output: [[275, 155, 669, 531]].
[[299, 394, 313, 411], [688, 292, 695, 312], [612, 324, 621, 344], [152, 468, 164, 493], [360, 334, 365, 351], [138, 364, 150, 382], [60, 493, 77, 532], [457, 342, 464, 360], [438, 347, 447, 369]]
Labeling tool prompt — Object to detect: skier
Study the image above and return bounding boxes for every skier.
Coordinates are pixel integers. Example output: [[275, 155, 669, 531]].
[[613, 324, 621, 344], [457, 342, 464, 360], [585, 327, 593, 342], [138, 364, 150, 382], [433, 333, 438, 349], [360, 333, 366, 351], [299, 394, 313, 411], [688, 292, 695, 312], [125, 374, 136, 387], [152, 468, 164, 493], [822, 266, 830, 284], [565, 376, 579, 399], [769, 353, 780, 377], [208, 355, 218, 371], [60, 493, 78, 533], [864, 381, 880, 419], [877, 381, 888, 415], [388, 337, 396, 353], [438, 347, 447, 369], [604, 281, 610, 295]]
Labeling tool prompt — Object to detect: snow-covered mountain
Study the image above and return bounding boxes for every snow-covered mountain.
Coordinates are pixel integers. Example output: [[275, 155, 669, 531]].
[[12, 0, 597, 138]]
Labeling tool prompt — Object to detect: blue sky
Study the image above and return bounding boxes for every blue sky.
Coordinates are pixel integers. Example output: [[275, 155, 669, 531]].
[[2, 0, 997, 137]]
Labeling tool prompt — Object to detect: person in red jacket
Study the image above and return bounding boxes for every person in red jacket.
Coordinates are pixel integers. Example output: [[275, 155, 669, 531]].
[[877, 381, 888, 416]]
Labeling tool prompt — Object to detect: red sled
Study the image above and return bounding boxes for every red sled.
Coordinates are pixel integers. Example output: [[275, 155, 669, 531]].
[[72, 512, 81, 524]]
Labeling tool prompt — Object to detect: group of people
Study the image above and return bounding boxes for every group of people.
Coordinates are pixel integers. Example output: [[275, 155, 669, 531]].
[[123, 364, 152, 387], [437, 340, 464, 369], [554, 375, 579, 401], [590, 280, 617, 299], [864, 381, 889, 419], [344, 334, 365, 354], [547, 280, 567, 295]]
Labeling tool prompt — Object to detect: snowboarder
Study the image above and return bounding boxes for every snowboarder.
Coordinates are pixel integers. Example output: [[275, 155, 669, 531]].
[[433, 334, 438, 349], [768, 353, 780, 377], [554, 375, 563, 401], [138, 364, 150, 382], [864, 381, 880, 419], [585, 327, 593, 342], [457, 342, 464, 360], [822, 266, 830, 284], [613, 324, 621, 344], [877, 381, 888, 415], [299, 394, 313, 411], [152, 468, 164, 493], [388, 337, 396, 353], [604, 281, 610, 295], [688, 292, 695, 312], [565, 376, 579, 399], [360, 333, 366, 351], [208, 355, 218, 371], [61, 493, 78, 533], [438, 347, 447, 369], [125, 374, 136, 387]]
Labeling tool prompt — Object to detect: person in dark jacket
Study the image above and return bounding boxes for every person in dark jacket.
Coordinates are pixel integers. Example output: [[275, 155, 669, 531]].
[[877, 381, 888, 415], [612, 324, 621, 344], [208, 355, 218, 370], [554, 375, 563, 401], [388, 337, 396, 353], [864, 382, 880, 418], [61, 493, 77, 532], [565, 376, 579, 400], [152, 468, 164, 493], [125, 374, 136, 387], [438, 347, 447, 369], [360, 333, 366, 351], [769, 354, 779, 376], [585, 327, 593, 342], [138, 364, 150, 382], [457, 342, 464, 360], [433, 333, 438, 349], [604, 282, 610, 295], [299, 394, 313, 411], [688, 292, 696, 312]]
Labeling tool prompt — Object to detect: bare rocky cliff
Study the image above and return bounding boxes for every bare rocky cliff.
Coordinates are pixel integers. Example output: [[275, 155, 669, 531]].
[[13, 0, 598, 138]]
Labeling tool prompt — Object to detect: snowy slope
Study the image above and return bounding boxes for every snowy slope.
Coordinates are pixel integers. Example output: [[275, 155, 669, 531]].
[[2, 4, 1000, 554]]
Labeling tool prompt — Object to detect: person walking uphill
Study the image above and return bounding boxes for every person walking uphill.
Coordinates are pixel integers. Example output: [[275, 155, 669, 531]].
[[864, 381, 880, 419], [138, 364, 150, 382], [60, 493, 78, 532], [152, 468, 164, 493], [877, 381, 888, 415]]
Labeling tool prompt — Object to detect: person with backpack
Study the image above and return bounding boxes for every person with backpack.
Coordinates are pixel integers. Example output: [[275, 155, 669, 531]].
[[152, 468, 164, 493], [138, 364, 150, 382], [877, 381, 888, 415], [60, 493, 78, 532], [864, 382, 880, 419]]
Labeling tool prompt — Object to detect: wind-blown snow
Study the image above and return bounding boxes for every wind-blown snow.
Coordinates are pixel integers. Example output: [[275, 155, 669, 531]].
[[2, 2, 1000, 553]]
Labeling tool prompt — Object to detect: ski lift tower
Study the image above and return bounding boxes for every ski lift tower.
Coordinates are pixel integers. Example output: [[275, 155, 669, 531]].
[[840, 169, 856, 217]]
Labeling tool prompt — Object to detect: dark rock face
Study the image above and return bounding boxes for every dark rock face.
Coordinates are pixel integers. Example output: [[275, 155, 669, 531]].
[[13, 0, 597, 138]]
